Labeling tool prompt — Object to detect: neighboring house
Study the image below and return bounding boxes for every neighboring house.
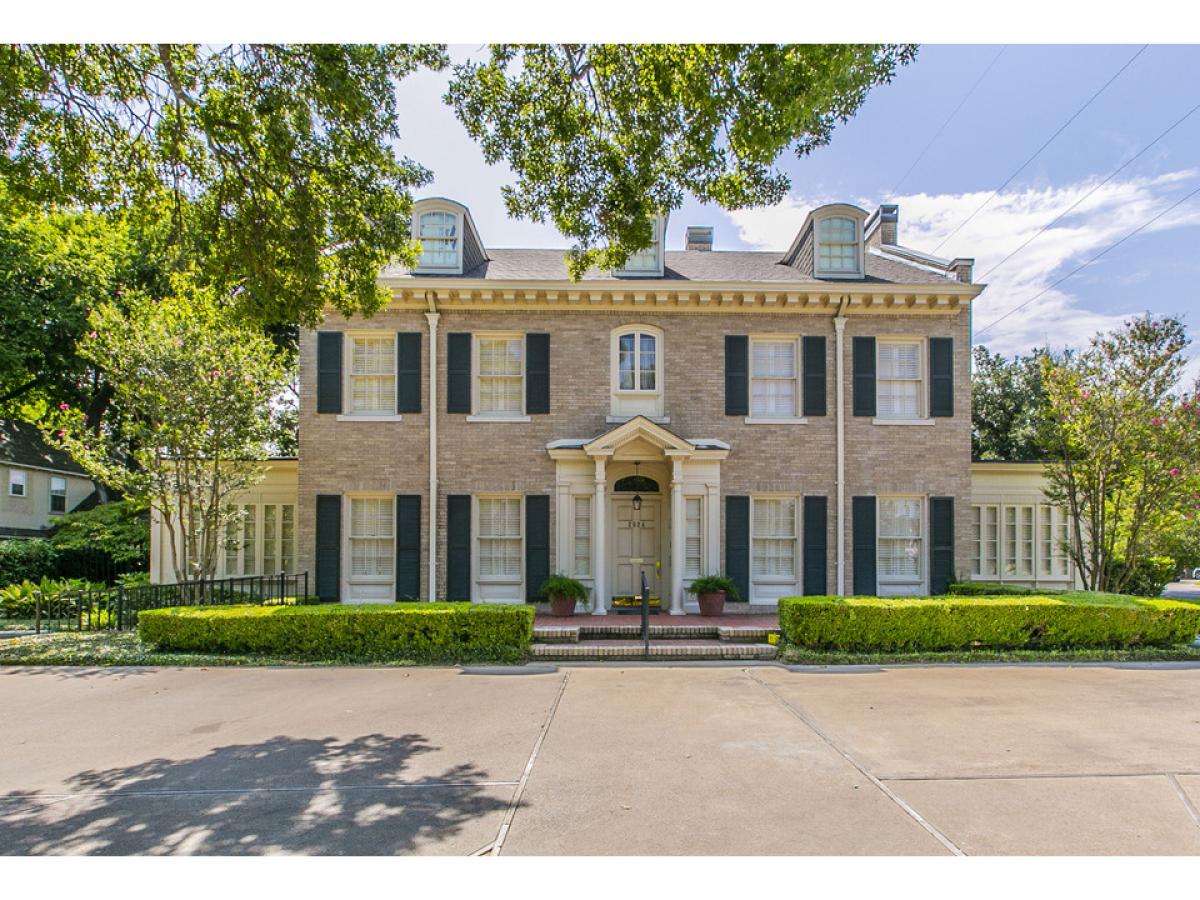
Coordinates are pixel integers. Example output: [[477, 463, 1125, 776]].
[[0, 419, 98, 539], [149, 196, 1082, 604]]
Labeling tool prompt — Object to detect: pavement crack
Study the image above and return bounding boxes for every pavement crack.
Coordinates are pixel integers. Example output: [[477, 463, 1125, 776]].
[[1167, 774, 1200, 831], [745, 668, 966, 857], [490, 670, 570, 856]]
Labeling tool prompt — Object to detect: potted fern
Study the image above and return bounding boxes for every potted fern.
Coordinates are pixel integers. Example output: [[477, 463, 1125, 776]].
[[539, 574, 589, 617], [688, 574, 740, 617]]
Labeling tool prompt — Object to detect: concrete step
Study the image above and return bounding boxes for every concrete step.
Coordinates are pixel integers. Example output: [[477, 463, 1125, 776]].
[[533, 622, 775, 644], [530, 639, 778, 661]]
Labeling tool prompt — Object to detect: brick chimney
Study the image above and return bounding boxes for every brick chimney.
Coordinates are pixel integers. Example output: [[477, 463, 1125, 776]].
[[949, 257, 974, 284], [879, 204, 899, 245], [685, 226, 714, 251]]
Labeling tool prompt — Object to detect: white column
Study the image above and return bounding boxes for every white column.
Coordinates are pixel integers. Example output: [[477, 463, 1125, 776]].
[[426, 311, 440, 603], [669, 458, 686, 615], [556, 478, 571, 580], [834, 314, 847, 597], [591, 456, 608, 615]]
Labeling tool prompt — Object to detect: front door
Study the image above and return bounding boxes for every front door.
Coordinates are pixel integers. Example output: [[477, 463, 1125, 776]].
[[611, 497, 661, 600]]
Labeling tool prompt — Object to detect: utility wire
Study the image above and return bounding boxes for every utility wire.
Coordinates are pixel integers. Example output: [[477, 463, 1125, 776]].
[[891, 46, 1007, 196], [933, 44, 1149, 254], [974, 181, 1200, 341], [979, 99, 1200, 282]]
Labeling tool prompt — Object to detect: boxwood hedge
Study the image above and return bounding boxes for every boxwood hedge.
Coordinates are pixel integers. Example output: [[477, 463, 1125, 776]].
[[778, 595, 1200, 652], [138, 602, 534, 662]]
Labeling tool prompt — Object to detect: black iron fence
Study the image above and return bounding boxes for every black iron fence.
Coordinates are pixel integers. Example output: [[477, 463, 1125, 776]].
[[30, 572, 311, 634]]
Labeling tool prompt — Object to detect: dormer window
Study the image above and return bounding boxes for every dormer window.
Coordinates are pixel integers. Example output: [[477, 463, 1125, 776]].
[[616, 216, 666, 277], [815, 215, 861, 277], [418, 211, 459, 269]]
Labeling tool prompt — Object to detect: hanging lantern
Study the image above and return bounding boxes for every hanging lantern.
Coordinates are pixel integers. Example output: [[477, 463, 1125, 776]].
[[631, 461, 643, 511]]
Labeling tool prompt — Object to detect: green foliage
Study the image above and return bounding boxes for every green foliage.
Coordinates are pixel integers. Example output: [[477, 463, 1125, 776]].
[[538, 574, 588, 601], [46, 277, 288, 581], [138, 602, 534, 662], [1042, 316, 1200, 593], [1104, 556, 1175, 598], [688, 574, 741, 601], [971, 345, 1060, 461], [49, 500, 148, 565], [447, 44, 916, 278], [778, 595, 1200, 652], [947, 581, 1041, 597], [0, 44, 450, 325], [0, 576, 103, 618], [0, 539, 58, 587]]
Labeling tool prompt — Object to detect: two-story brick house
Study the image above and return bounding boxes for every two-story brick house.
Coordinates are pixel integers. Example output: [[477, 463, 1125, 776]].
[[149, 195, 1083, 605]]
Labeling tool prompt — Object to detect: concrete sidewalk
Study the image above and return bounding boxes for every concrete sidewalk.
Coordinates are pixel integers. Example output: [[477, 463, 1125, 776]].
[[1, 663, 1198, 855]]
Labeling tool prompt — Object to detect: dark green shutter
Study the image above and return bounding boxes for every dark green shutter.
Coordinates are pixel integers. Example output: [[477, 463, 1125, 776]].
[[725, 336, 748, 416], [315, 494, 341, 601], [396, 332, 421, 414], [525, 494, 550, 601], [446, 495, 471, 600], [395, 495, 421, 601], [316, 332, 343, 414], [725, 495, 750, 604], [803, 495, 828, 595], [929, 337, 954, 418], [447, 333, 471, 413], [852, 495, 877, 596], [802, 336, 827, 417], [852, 337, 876, 417], [930, 496, 955, 595], [526, 333, 550, 415]]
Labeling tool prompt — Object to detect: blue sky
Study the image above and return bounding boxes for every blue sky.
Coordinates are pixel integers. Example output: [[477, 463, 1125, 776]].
[[394, 45, 1200, 377]]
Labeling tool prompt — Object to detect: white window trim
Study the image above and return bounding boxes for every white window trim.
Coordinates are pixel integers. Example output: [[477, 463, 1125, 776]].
[[342, 331, 398, 418], [572, 494, 593, 579], [683, 494, 705, 582], [813, 214, 865, 279], [343, 493, 396, 596], [877, 494, 926, 587], [474, 494, 525, 586], [746, 335, 804, 422], [875, 336, 928, 422], [414, 206, 463, 274], [1002, 503, 1036, 579], [472, 332, 526, 420], [8, 469, 27, 497], [610, 325, 665, 417], [749, 494, 801, 586], [615, 216, 665, 277], [49, 476, 67, 513]]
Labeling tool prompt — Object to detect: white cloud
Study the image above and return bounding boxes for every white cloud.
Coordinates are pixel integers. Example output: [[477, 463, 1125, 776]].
[[727, 171, 1200, 363]]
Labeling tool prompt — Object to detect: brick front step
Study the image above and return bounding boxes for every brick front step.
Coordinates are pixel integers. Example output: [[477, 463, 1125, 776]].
[[533, 621, 775, 644], [530, 639, 778, 661]]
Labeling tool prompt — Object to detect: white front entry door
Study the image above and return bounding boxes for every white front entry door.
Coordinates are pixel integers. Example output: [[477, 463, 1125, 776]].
[[611, 498, 662, 600]]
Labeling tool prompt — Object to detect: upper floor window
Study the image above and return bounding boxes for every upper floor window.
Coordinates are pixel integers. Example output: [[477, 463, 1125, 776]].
[[418, 211, 459, 269], [815, 215, 861, 277], [49, 477, 67, 514], [877, 340, 923, 420], [750, 338, 798, 418], [348, 335, 396, 415], [610, 325, 665, 419], [617, 331, 657, 392], [616, 217, 664, 276], [8, 470, 26, 497], [476, 335, 524, 417]]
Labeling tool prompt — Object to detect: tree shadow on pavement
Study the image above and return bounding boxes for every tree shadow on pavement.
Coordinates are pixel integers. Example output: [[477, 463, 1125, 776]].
[[0, 733, 511, 855]]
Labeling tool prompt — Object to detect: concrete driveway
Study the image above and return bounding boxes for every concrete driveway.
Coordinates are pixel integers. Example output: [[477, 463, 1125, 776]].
[[1, 663, 1199, 855]]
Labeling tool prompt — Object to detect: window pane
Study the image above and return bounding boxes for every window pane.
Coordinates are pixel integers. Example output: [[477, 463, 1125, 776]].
[[224, 506, 239, 575], [879, 343, 921, 379], [618, 334, 636, 390], [241, 505, 256, 576], [685, 497, 702, 579], [281, 505, 295, 574], [752, 498, 796, 578], [574, 496, 591, 577], [262, 505, 277, 575], [639, 334, 656, 390], [879, 498, 922, 580], [350, 337, 395, 414], [419, 212, 458, 267], [350, 498, 393, 578]]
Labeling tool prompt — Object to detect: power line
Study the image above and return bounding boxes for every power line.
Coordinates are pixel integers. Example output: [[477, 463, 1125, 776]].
[[974, 181, 1200, 341], [891, 46, 1007, 196], [933, 44, 1149, 255], [978, 99, 1200, 282]]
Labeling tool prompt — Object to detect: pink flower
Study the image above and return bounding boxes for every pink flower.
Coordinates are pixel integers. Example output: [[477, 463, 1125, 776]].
[[57, 402, 69, 411], [1081, 390, 1091, 399], [56, 430, 65, 438], [1170, 468, 1182, 476], [210, 369, 222, 378], [87, 331, 97, 339]]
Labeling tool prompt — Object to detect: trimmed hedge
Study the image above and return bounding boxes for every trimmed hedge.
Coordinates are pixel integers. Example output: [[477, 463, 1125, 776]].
[[138, 602, 534, 662], [778, 595, 1200, 652], [948, 581, 1042, 597]]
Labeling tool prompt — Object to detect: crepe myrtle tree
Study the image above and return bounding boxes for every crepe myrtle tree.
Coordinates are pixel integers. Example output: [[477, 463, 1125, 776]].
[[47, 276, 287, 583], [1041, 316, 1200, 593]]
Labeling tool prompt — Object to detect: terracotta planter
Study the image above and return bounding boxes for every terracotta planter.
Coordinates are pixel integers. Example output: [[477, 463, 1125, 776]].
[[548, 594, 579, 617], [697, 590, 726, 617]]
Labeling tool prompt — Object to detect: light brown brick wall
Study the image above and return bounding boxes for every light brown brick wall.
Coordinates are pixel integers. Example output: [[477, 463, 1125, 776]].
[[298, 305, 973, 598]]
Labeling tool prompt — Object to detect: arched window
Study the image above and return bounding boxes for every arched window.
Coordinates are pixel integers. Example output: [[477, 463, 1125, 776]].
[[815, 215, 860, 275], [614, 475, 660, 493], [616, 330, 658, 392], [418, 211, 458, 269]]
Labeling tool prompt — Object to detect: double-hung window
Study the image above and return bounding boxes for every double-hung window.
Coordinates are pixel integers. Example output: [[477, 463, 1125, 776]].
[[478, 497, 522, 580], [751, 498, 797, 580], [349, 497, 394, 579], [8, 470, 26, 497], [477, 336, 524, 416], [418, 211, 459, 269], [573, 496, 592, 578], [878, 497, 923, 582], [815, 216, 860, 276], [348, 335, 396, 415], [1040, 505, 1071, 578], [49, 477, 67, 513], [617, 331, 657, 392], [972, 505, 1000, 577], [877, 340, 923, 420], [750, 339, 798, 418], [1004, 505, 1034, 577], [684, 497, 704, 580]]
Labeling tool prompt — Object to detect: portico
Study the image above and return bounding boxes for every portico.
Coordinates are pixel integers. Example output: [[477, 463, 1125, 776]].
[[547, 416, 729, 616]]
